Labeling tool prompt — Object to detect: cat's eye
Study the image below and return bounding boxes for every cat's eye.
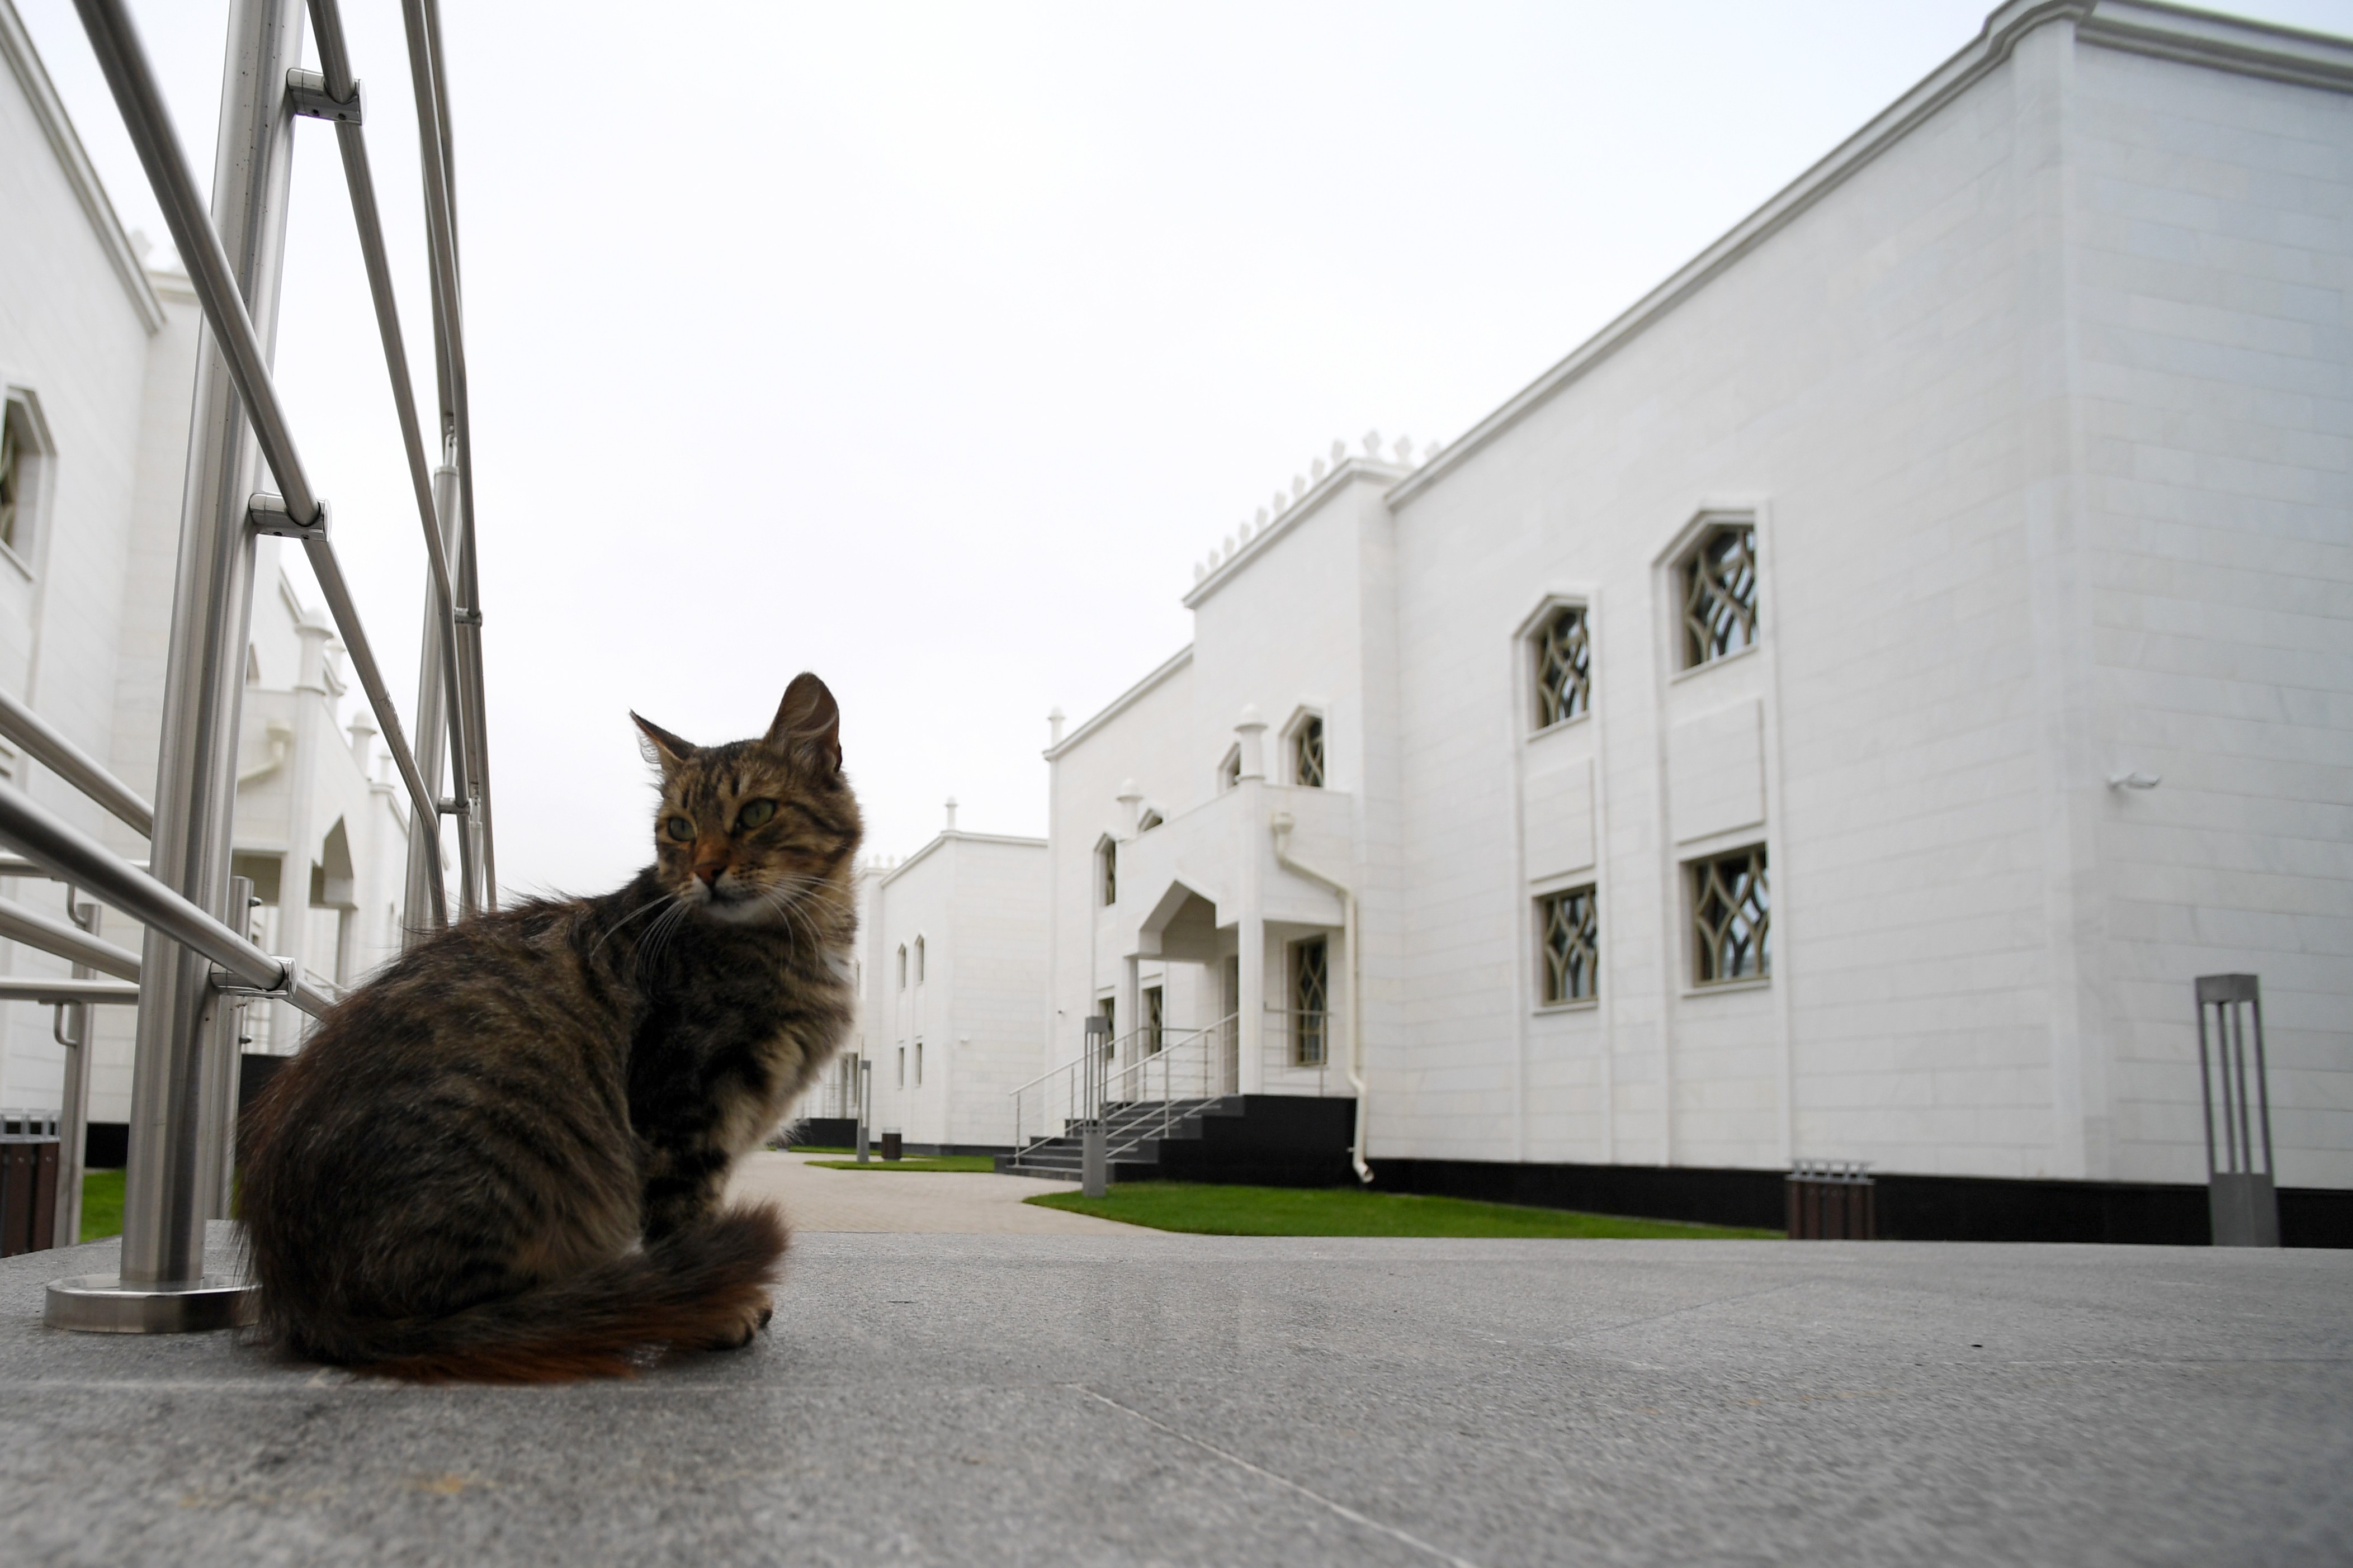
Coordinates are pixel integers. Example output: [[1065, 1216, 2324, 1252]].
[[736, 799, 777, 830], [665, 816, 694, 841]]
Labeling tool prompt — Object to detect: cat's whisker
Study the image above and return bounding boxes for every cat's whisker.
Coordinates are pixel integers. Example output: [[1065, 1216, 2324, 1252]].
[[590, 890, 678, 960]]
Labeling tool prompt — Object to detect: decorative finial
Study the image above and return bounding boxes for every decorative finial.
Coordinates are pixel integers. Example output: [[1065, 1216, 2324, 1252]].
[[1292, 475, 1307, 500], [1255, 506, 1269, 528], [1423, 440, 1439, 465], [1362, 429, 1382, 457], [1392, 434, 1412, 463], [1239, 520, 1253, 543], [1311, 457, 1326, 481], [1193, 561, 1206, 582], [1330, 438, 1346, 464], [1048, 706, 1066, 746], [944, 796, 958, 831]]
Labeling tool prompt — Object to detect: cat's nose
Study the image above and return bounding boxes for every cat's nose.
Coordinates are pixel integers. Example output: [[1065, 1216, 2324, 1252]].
[[696, 864, 726, 888]]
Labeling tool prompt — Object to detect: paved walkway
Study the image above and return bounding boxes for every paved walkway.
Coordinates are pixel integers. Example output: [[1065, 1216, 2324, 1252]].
[[726, 1150, 1136, 1234], [2, 1227, 2347, 1564]]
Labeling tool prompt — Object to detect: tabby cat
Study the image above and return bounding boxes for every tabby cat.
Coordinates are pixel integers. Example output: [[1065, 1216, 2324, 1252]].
[[240, 673, 861, 1381]]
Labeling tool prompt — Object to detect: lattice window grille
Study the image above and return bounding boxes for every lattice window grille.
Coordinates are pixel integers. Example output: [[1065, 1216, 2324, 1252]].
[[1683, 524, 1759, 668], [1535, 606, 1591, 728], [1144, 985, 1164, 1055], [1291, 937, 1329, 1067], [1538, 885, 1598, 1004], [1293, 714, 1325, 788], [1691, 846, 1770, 984], [0, 413, 17, 552]]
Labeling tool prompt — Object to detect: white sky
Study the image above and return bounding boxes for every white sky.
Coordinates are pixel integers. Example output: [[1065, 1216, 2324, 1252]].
[[18, 0, 2352, 897]]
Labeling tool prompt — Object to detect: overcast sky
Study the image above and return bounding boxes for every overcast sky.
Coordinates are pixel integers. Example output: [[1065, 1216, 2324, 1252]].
[[19, 0, 2352, 898]]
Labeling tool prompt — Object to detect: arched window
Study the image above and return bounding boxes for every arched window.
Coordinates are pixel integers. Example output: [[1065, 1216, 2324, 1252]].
[[1137, 808, 1164, 832], [913, 936, 926, 984], [1291, 714, 1325, 788], [1681, 523, 1759, 669], [1533, 605, 1591, 727], [896, 945, 907, 989], [1097, 837, 1117, 906]]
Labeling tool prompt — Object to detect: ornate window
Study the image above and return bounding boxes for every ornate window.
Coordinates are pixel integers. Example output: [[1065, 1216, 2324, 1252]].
[[0, 409, 19, 552], [896, 944, 907, 989], [1682, 523, 1759, 669], [1292, 714, 1325, 788], [0, 396, 45, 560], [914, 1041, 924, 1086], [1291, 936, 1329, 1067], [1537, 885, 1598, 1005], [1097, 997, 1116, 1057], [1218, 747, 1241, 792], [1534, 605, 1591, 728], [1143, 984, 1164, 1055], [896, 1046, 906, 1087], [1691, 845, 1769, 984], [913, 936, 925, 984], [1097, 837, 1117, 906]]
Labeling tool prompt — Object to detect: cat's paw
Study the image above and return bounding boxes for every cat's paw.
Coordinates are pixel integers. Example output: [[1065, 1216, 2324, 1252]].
[[701, 1293, 772, 1352]]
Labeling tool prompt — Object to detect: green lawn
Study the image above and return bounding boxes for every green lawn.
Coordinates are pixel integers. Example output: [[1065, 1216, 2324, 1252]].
[[805, 1155, 998, 1173], [81, 1167, 125, 1243], [1027, 1181, 1780, 1239]]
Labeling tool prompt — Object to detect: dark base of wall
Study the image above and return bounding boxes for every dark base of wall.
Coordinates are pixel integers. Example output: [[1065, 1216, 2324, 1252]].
[[1373, 1158, 2353, 1248], [900, 1144, 1013, 1159], [1146, 1097, 1361, 1188], [783, 1118, 859, 1149], [83, 1122, 127, 1170]]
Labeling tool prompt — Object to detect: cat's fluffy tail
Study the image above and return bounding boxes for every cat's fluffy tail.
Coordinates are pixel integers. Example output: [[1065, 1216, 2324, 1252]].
[[267, 1205, 789, 1384]]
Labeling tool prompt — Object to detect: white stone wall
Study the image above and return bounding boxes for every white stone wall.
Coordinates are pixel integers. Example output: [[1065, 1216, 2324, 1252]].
[[0, 5, 163, 1111], [863, 831, 1048, 1149], [1037, 4, 2352, 1192], [2069, 43, 2353, 1188]]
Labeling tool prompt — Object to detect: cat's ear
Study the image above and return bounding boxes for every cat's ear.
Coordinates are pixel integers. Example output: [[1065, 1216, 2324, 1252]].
[[766, 672, 842, 777], [631, 711, 696, 777]]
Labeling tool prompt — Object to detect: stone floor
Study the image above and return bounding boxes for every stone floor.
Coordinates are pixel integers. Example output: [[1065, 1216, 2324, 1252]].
[[726, 1150, 1133, 1234], [2, 1218, 2346, 1566]]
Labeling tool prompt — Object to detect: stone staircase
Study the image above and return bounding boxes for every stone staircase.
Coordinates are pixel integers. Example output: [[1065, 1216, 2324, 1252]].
[[996, 1095, 1357, 1187]]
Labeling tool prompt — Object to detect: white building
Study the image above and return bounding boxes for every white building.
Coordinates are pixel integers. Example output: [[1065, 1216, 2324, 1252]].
[[0, 0, 419, 1144], [857, 803, 1049, 1153], [1043, 0, 2352, 1228]]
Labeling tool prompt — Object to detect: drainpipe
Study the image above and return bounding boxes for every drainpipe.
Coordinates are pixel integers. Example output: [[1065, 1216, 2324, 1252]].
[[1269, 810, 1370, 1185]]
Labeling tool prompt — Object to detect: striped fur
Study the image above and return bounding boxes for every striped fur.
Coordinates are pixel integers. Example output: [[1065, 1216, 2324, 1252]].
[[240, 674, 860, 1381]]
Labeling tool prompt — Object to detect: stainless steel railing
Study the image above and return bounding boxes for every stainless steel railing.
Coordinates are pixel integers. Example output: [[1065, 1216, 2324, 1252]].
[[10, 0, 499, 1331], [1008, 1013, 1241, 1162]]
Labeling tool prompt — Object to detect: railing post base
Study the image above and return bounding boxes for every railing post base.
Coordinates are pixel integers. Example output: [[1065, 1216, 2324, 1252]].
[[45, 1273, 256, 1334]]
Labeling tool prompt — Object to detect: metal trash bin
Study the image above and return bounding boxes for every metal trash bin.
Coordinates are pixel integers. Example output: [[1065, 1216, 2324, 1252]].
[[1786, 1158, 1875, 1240], [2, 1110, 62, 1257]]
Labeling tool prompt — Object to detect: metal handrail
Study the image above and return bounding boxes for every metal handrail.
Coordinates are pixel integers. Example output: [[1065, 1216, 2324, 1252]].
[[1009, 1013, 1238, 1159], [307, 0, 475, 918], [0, 978, 140, 1006], [0, 896, 142, 981], [0, 775, 332, 1019], [74, 0, 455, 927], [0, 688, 154, 837], [400, 0, 494, 911], [0, 855, 147, 880]]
